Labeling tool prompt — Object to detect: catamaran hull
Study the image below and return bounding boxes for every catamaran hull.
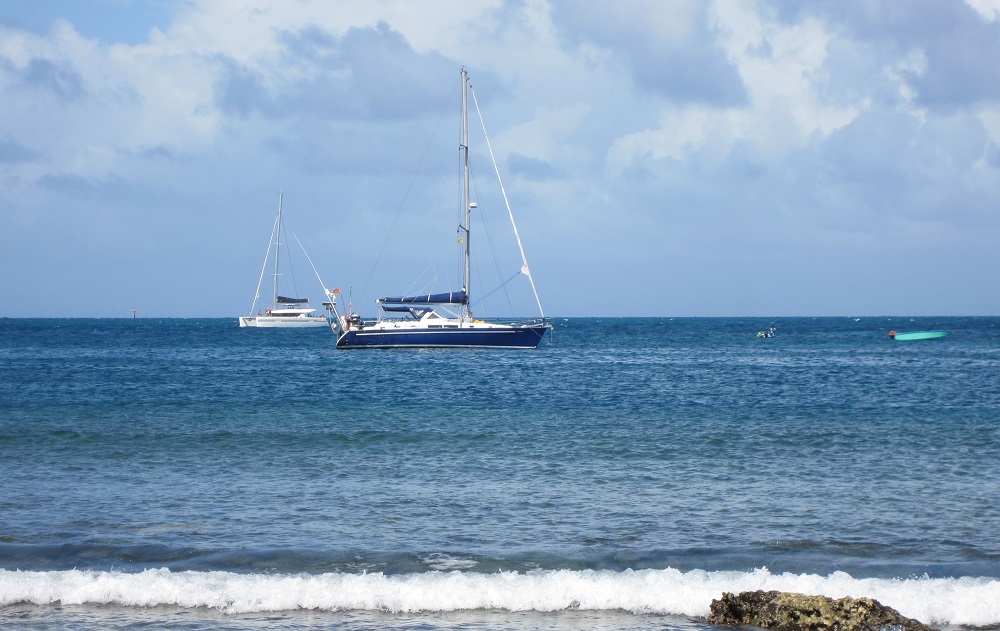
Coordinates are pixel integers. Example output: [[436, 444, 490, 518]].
[[336, 324, 550, 349], [239, 316, 329, 328]]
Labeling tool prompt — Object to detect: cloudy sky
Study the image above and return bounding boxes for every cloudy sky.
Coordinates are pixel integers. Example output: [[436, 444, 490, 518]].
[[2, 0, 999, 318]]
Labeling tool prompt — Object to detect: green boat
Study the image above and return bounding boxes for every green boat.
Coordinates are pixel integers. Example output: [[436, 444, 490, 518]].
[[889, 330, 948, 341]]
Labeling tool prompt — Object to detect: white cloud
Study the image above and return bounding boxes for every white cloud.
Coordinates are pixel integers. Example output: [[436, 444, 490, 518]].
[[606, 0, 868, 174], [607, 109, 714, 171], [879, 48, 929, 127], [713, 2, 863, 139], [979, 106, 1000, 145], [966, 0, 1000, 20], [1, 0, 999, 317]]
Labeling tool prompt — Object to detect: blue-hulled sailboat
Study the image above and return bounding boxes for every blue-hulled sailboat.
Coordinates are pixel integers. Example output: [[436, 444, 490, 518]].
[[331, 68, 551, 349]]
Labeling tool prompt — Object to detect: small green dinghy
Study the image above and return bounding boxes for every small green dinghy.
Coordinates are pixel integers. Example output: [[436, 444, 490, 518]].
[[889, 330, 948, 341]]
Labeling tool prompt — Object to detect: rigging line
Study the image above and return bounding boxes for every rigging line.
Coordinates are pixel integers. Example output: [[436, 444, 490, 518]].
[[469, 81, 546, 320], [249, 210, 281, 315], [468, 162, 516, 318], [284, 227, 303, 299], [472, 271, 522, 308], [290, 231, 332, 299], [401, 263, 441, 297], [357, 77, 461, 312], [279, 209, 305, 301]]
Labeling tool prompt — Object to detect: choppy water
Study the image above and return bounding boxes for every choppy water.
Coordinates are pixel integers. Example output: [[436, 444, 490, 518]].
[[2, 316, 999, 629]]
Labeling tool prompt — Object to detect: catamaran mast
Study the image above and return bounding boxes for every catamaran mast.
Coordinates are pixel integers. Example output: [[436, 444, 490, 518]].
[[461, 67, 471, 318], [273, 193, 283, 309]]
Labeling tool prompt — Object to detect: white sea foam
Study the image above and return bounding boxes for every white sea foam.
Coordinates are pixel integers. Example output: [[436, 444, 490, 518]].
[[1, 567, 998, 625], [420, 553, 479, 571]]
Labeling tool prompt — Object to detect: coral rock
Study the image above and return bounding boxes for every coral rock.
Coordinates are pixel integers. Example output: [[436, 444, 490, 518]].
[[707, 590, 937, 631]]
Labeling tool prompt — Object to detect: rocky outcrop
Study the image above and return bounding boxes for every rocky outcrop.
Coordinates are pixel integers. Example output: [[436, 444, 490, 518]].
[[708, 590, 938, 631]]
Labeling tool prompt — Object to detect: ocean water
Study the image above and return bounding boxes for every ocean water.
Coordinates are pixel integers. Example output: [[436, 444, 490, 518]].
[[1, 316, 999, 630]]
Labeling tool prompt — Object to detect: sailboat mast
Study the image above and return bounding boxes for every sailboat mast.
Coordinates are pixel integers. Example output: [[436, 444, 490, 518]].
[[273, 192, 283, 308], [461, 67, 471, 316]]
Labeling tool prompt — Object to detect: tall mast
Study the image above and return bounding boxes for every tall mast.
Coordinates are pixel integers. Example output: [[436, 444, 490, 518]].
[[461, 67, 471, 316], [273, 192, 283, 308]]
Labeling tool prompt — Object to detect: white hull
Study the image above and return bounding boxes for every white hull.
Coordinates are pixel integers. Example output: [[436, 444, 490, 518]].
[[240, 193, 337, 330], [239, 316, 329, 328]]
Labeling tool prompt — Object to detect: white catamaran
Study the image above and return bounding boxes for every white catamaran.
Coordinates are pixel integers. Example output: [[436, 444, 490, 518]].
[[331, 67, 551, 348], [239, 194, 337, 328]]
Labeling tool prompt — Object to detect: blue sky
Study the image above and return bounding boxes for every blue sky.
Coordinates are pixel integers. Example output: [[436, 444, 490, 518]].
[[2, 0, 999, 318]]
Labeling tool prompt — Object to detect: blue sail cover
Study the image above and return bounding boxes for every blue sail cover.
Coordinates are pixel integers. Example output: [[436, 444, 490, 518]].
[[377, 290, 467, 305], [276, 295, 308, 304]]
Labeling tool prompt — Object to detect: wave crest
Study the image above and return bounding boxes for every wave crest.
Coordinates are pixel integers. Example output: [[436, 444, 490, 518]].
[[2, 567, 998, 625]]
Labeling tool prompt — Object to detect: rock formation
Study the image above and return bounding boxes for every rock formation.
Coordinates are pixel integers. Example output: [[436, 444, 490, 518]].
[[708, 590, 937, 631]]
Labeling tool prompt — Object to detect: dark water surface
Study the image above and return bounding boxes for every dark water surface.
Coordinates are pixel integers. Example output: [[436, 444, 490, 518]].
[[2, 316, 998, 628]]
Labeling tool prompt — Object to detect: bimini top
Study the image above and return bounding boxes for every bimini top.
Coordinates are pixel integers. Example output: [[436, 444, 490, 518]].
[[377, 290, 467, 305], [276, 295, 309, 304], [380, 305, 435, 319]]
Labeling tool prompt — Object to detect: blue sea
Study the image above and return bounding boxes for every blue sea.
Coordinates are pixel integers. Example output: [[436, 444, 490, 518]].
[[2, 316, 999, 630]]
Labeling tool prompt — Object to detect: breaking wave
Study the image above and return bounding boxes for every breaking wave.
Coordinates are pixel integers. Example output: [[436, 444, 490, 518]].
[[2, 567, 998, 626]]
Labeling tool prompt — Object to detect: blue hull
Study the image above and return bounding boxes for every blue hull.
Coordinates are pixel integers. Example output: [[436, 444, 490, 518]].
[[336, 324, 550, 349]]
